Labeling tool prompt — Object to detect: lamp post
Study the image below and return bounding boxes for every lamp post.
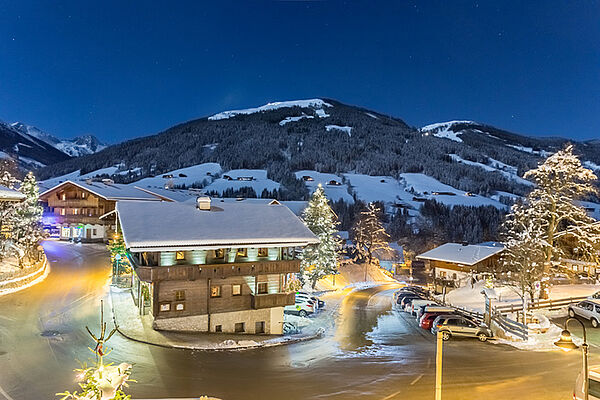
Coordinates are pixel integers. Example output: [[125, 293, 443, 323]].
[[554, 317, 589, 400], [435, 330, 443, 400]]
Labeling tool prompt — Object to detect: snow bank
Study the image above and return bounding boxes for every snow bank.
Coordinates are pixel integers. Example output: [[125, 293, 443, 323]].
[[325, 125, 352, 137], [209, 99, 332, 120]]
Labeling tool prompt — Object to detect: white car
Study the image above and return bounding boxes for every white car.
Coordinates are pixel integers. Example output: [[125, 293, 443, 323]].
[[574, 365, 600, 399], [410, 299, 436, 316], [284, 298, 315, 317], [568, 300, 600, 328], [295, 292, 325, 310]]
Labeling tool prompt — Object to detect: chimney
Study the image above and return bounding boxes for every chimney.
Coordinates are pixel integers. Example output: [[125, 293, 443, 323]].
[[196, 196, 211, 211]]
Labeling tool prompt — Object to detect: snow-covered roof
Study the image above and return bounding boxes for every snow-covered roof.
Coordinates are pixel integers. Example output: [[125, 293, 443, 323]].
[[39, 180, 167, 202], [117, 200, 319, 251], [416, 243, 504, 266], [0, 185, 25, 201]]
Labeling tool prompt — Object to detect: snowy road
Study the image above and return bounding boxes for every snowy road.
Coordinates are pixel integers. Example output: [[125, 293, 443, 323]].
[[0, 242, 595, 399]]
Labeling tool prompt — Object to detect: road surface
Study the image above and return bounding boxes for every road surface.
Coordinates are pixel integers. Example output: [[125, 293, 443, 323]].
[[0, 241, 595, 399]]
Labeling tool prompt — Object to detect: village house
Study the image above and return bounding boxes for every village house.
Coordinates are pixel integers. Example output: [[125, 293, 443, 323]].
[[39, 180, 171, 242], [416, 242, 504, 290], [116, 197, 319, 335]]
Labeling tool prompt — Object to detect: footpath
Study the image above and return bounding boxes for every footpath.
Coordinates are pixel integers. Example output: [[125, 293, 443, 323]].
[[109, 286, 324, 351]]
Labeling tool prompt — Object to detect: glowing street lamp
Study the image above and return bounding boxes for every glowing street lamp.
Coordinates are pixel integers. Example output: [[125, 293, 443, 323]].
[[554, 317, 589, 400]]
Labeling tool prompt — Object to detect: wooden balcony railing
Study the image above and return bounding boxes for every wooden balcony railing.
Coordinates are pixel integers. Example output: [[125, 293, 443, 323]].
[[251, 293, 295, 309], [133, 259, 301, 282]]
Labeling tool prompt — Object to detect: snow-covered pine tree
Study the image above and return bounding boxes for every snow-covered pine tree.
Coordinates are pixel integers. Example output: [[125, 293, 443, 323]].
[[300, 184, 341, 288], [0, 162, 21, 261], [501, 145, 600, 299], [351, 202, 392, 266], [12, 172, 45, 266]]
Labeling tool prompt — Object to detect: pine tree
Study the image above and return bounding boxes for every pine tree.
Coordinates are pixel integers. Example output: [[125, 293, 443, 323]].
[[12, 172, 45, 266], [0, 164, 21, 262], [300, 185, 340, 288], [352, 202, 392, 266], [501, 145, 600, 300]]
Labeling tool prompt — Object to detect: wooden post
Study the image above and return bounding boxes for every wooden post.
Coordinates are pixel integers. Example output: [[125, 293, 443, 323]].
[[207, 278, 211, 332]]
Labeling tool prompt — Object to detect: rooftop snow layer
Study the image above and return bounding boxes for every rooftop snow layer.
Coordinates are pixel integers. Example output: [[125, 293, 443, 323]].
[[208, 99, 333, 120], [117, 200, 319, 251], [416, 243, 505, 265], [40, 180, 165, 202], [0, 185, 25, 201]]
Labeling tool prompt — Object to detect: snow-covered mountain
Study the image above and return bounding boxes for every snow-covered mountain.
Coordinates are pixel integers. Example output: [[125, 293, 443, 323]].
[[37, 98, 600, 203], [10, 122, 106, 157]]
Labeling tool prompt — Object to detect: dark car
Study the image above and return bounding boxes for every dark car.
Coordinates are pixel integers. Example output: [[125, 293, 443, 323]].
[[419, 310, 457, 330], [431, 315, 493, 342], [400, 295, 424, 309]]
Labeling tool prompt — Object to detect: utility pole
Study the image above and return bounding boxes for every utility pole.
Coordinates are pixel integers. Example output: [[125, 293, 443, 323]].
[[436, 330, 443, 400]]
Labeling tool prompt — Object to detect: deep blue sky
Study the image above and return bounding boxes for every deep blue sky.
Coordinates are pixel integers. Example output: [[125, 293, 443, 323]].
[[1, 1, 599, 143]]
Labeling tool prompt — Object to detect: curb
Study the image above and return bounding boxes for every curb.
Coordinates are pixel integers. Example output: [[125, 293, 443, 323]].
[[0, 255, 50, 296], [108, 287, 324, 352]]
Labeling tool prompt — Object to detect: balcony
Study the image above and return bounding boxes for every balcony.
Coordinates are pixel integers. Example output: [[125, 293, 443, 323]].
[[133, 259, 301, 282], [48, 215, 104, 225], [251, 293, 295, 309]]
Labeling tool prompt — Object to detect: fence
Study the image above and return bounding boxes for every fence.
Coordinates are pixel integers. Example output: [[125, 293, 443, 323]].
[[492, 312, 528, 341], [494, 296, 588, 314]]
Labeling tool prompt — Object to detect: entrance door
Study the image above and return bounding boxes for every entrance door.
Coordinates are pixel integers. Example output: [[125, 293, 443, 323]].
[[86, 227, 92, 240]]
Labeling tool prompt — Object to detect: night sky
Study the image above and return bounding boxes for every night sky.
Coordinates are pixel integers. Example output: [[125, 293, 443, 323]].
[[1, 1, 599, 143]]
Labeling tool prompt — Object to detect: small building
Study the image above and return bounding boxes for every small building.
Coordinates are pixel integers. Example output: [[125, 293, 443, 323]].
[[416, 242, 504, 288], [39, 180, 171, 242], [117, 197, 319, 335], [0, 185, 25, 202]]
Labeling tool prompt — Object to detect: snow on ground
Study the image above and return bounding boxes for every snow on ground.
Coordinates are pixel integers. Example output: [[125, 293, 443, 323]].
[[420, 120, 475, 143], [40, 166, 124, 189], [208, 99, 332, 120], [491, 191, 520, 202], [444, 281, 600, 314], [279, 115, 314, 126], [325, 125, 352, 137], [365, 112, 378, 119], [343, 173, 418, 207], [449, 154, 533, 187], [495, 322, 575, 351], [399, 173, 507, 209], [294, 170, 354, 203], [203, 169, 280, 195], [506, 144, 552, 157], [584, 161, 600, 172], [315, 109, 330, 118], [132, 163, 222, 189]]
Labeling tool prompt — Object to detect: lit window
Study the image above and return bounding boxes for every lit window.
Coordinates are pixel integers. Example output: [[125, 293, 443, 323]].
[[257, 282, 268, 294], [214, 249, 225, 259], [81, 192, 86, 199], [258, 248, 268, 257], [237, 248, 247, 257], [61, 194, 66, 201], [176, 251, 185, 260], [159, 302, 171, 312], [60, 208, 66, 216], [232, 284, 241, 296], [175, 303, 185, 311], [175, 290, 185, 301], [211, 286, 221, 298]]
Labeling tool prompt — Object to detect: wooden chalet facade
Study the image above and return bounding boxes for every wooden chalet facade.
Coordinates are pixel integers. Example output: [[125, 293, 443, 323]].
[[416, 242, 504, 289], [39, 180, 169, 242], [117, 197, 319, 335]]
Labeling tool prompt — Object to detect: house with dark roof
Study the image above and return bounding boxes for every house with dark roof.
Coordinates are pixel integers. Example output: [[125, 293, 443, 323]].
[[116, 197, 319, 335], [39, 180, 171, 242], [416, 242, 504, 288]]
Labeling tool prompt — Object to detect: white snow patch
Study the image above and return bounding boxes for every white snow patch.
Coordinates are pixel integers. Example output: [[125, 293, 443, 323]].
[[420, 120, 476, 143], [294, 170, 354, 203], [209, 99, 332, 120], [315, 109, 330, 118], [506, 144, 552, 157], [584, 161, 600, 172], [203, 169, 280, 195], [325, 125, 352, 137], [449, 154, 533, 187], [132, 163, 222, 189], [279, 115, 314, 126], [365, 112, 378, 119]]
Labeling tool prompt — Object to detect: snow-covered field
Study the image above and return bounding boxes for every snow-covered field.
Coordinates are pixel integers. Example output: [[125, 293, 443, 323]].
[[344, 173, 418, 207], [203, 169, 280, 195], [133, 163, 222, 189], [420, 120, 475, 143], [325, 125, 352, 137], [295, 170, 354, 203], [449, 154, 533, 187]]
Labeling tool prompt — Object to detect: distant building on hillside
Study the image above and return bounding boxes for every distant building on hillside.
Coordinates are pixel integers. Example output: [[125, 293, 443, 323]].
[[117, 197, 318, 334], [416, 242, 504, 290], [39, 180, 172, 242]]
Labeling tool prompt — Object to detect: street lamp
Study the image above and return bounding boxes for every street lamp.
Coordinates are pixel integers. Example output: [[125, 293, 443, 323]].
[[554, 317, 589, 400]]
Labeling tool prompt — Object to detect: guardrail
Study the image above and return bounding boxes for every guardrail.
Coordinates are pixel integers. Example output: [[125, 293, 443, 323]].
[[492, 311, 528, 341], [494, 296, 588, 314]]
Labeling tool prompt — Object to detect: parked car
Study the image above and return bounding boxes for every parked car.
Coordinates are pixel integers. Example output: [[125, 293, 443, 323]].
[[431, 315, 493, 342], [284, 298, 315, 317], [395, 292, 421, 307], [297, 291, 325, 309], [420, 311, 456, 330], [588, 292, 600, 301], [416, 305, 455, 321], [400, 294, 424, 309], [410, 299, 435, 316], [296, 292, 325, 310], [573, 365, 600, 399], [568, 300, 600, 328]]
